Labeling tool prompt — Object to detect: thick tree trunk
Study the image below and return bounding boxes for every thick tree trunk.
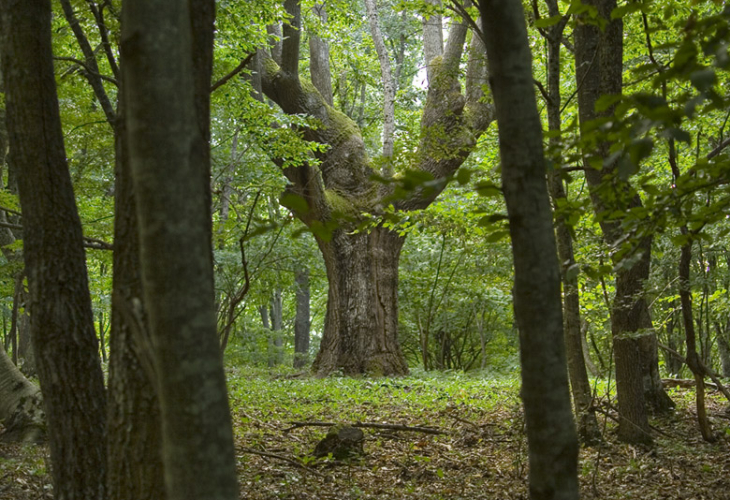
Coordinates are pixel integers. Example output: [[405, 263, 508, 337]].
[[313, 227, 408, 376], [121, 0, 238, 498], [574, 0, 669, 442], [107, 90, 165, 500], [478, 0, 579, 497], [0, 346, 44, 443], [293, 267, 311, 369], [1, 2, 108, 498]]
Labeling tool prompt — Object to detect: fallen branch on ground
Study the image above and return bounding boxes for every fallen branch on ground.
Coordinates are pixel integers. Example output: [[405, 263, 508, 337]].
[[662, 378, 719, 390], [284, 421, 446, 435], [239, 447, 325, 477]]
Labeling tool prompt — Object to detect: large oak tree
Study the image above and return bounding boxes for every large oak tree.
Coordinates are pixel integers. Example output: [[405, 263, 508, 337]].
[[258, 0, 493, 375]]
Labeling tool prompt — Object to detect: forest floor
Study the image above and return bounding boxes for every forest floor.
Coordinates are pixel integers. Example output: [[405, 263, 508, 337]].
[[1, 368, 730, 499]]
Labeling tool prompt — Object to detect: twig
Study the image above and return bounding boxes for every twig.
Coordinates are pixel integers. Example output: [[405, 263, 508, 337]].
[[211, 53, 255, 93], [449, 414, 480, 430], [706, 136, 730, 159], [594, 402, 671, 438], [0, 221, 112, 250], [534, 78, 552, 105], [0, 205, 21, 216], [54, 56, 118, 86], [658, 343, 730, 402], [284, 421, 446, 435], [239, 447, 325, 477]]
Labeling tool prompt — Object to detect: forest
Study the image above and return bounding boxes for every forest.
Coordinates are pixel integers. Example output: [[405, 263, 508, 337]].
[[0, 0, 729, 498]]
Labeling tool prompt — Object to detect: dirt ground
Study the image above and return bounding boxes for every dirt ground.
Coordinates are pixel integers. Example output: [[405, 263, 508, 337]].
[[1, 387, 729, 499]]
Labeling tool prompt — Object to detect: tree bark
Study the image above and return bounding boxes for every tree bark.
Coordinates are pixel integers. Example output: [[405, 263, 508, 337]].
[[121, 0, 238, 498], [0, 1, 108, 497], [0, 346, 44, 443], [107, 86, 165, 500], [271, 289, 284, 365], [679, 238, 714, 442], [574, 0, 666, 443], [259, 1, 493, 376], [478, 0, 579, 497], [364, 0, 396, 164], [312, 227, 408, 375], [308, 4, 333, 106], [294, 267, 311, 368], [541, 0, 601, 446], [718, 330, 730, 378]]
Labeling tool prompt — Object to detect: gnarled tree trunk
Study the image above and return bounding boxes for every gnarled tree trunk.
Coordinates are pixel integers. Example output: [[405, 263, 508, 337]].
[[258, 0, 493, 376], [313, 227, 407, 375]]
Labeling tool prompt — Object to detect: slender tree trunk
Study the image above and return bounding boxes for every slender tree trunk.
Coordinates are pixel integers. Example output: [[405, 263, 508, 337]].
[[260, 305, 275, 367], [541, 0, 600, 445], [271, 289, 284, 365], [313, 227, 408, 376], [0, 1, 108, 497], [717, 329, 730, 378], [478, 0, 579, 497], [121, 0, 238, 499], [679, 238, 714, 442], [294, 267, 311, 369]]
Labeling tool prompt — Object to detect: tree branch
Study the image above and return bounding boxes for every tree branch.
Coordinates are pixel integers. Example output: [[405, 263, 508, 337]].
[[83, 0, 120, 79], [239, 447, 325, 477], [0, 221, 112, 250], [211, 53, 255, 93], [364, 0, 396, 167], [58, 0, 116, 126], [424, 0, 445, 84], [284, 421, 446, 435], [281, 0, 301, 78], [707, 136, 730, 159], [54, 57, 118, 86]]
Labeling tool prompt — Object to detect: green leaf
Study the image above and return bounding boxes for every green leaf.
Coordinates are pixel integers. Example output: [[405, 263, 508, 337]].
[[611, 2, 642, 19], [477, 214, 508, 227], [475, 181, 502, 197], [565, 263, 580, 282], [534, 14, 564, 28], [485, 230, 509, 243], [595, 94, 622, 112], [664, 127, 691, 143], [689, 68, 717, 92], [456, 167, 473, 185], [279, 193, 310, 214]]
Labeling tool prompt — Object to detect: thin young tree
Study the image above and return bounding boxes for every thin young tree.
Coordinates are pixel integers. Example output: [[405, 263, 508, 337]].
[[0, 0, 107, 497], [536, 0, 601, 445], [121, 0, 238, 498], [476, 0, 579, 497]]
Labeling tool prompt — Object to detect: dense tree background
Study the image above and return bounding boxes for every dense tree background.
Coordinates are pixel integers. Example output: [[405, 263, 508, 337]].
[[0, 0, 729, 497]]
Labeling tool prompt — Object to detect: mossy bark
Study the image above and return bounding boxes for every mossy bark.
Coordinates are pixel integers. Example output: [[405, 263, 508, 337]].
[[258, 4, 493, 376]]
